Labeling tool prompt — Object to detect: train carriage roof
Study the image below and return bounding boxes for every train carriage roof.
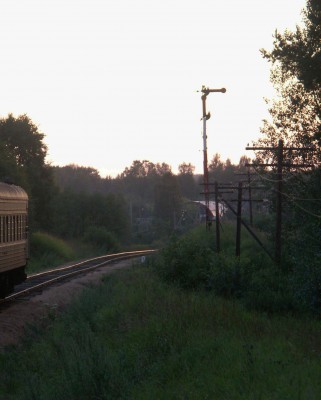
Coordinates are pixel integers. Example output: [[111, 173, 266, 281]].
[[0, 182, 28, 201]]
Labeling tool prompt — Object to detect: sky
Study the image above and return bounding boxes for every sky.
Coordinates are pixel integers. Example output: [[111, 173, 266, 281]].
[[0, 0, 306, 177]]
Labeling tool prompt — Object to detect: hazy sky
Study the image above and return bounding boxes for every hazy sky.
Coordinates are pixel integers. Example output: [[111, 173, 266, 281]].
[[1, 0, 306, 177]]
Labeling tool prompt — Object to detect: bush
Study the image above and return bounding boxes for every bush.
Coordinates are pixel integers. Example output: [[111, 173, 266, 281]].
[[153, 225, 307, 315], [30, 232, 74, 259], [28, 232, 75, 273], [83, 226, 120, 252], [155, 228, 215, 289]]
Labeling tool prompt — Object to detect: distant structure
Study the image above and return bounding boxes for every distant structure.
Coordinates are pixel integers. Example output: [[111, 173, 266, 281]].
[[192, 200, 225, 222]]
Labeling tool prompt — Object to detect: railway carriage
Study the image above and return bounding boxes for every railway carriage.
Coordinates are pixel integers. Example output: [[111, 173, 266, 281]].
[[0, 182, 28, 298]]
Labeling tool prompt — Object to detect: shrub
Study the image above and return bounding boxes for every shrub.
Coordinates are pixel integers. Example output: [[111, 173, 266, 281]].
[[83, 226, 120, 252], [28, 232, 75, 272], [30, 232, 74, 259], [153, 225, 304, 314], [155, 228, 215, 289]]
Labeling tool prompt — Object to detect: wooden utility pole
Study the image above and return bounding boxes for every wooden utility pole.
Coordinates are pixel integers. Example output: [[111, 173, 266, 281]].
[[235, 170, 257, 226], [275, 139, 283, 264], [214, 181, 220, 252], [246, 139, 315, 265], [236, 181, 243, 257]]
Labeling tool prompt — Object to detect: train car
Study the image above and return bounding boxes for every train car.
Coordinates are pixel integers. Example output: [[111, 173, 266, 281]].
[[0, 182, 28, 298]]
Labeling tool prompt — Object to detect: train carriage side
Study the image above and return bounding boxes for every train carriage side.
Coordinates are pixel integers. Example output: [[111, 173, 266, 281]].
[[0, 182, 28, 298]]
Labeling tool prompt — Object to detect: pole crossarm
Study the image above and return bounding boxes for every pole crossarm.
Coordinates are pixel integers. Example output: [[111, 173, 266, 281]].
[[246, 146, 315, 151], [246, 163, 314, 168], [228, 199, 263, 202], [201, 86, 226, 96]]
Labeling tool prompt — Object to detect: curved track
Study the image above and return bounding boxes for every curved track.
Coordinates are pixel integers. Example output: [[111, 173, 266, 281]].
[[1, 249, 156, 304]]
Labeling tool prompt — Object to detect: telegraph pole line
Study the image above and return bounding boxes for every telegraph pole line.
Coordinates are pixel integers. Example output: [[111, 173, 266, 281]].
[[275, 139, 283, 265], [202, 183, 265, 258], [200, 85, 226, 230], [236, 181, 243, 257], [235, 169, 258, 226], [246, 139, 315, 265]]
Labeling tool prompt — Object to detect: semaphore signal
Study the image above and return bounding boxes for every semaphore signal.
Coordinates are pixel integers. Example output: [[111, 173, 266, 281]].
[[199, 85, 226, 230]]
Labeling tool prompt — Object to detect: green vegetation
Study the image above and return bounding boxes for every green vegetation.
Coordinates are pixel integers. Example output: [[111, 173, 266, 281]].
[[154, 224, 321, 316], [1, 265, 321, 399], [27, 232, 76, 273], [27, 232, 112, 274]]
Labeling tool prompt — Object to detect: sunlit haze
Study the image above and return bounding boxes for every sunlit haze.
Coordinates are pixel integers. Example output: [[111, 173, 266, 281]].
[[1, 0, 306, 177]]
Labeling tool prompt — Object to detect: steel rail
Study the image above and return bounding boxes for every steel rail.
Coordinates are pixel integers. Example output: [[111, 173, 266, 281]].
[[2, 250, 156, 303]]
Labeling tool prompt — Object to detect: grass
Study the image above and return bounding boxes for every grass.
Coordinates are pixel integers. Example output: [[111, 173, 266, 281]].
[[27, 232, 76, 273], [1, 263, 321, 399], [27, 232, 113, 274]]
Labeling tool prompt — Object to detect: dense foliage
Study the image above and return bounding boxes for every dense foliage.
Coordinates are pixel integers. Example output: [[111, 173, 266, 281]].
[[0, 114, 56, 230], [251, 0, 321, 287], [154, 224, 321, 315], [257, 0, 321, 162]]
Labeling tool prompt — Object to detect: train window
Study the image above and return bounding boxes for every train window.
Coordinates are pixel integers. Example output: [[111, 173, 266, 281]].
[[22, 215, 25, 240], [4, 216, 8, 243], [15, 216, 18, 241], [13, 216, 15, 241], [8, 216, 10, 242], [17, 215, 20, 240], [8, 216, 11, 242]]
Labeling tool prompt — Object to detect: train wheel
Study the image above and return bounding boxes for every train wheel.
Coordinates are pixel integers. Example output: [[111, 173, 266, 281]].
[[13, 267, 27, 285], [0, 273, 13, 298]]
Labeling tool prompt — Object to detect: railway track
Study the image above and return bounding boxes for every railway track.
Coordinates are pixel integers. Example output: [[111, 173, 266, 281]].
[[1, 249, 156, 304]]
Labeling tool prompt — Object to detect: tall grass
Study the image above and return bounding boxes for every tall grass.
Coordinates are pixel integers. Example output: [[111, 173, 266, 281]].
[[27, 232, 75, 273], [1, 265, 321, 399]]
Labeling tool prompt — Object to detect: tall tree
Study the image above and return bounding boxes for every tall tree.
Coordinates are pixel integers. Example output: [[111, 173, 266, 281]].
[[177, 162, 198, 199], [154, 172, 182, 224], [0, 114, 47, 167], [256, 0, 321, 162], [0, 114, 56, 229]]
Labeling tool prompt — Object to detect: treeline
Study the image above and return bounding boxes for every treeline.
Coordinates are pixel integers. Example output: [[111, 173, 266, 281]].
[[0, 113, 251, 248]]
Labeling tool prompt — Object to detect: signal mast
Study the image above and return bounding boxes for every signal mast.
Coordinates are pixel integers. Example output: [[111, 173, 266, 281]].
[[200, 85, 226, 229]]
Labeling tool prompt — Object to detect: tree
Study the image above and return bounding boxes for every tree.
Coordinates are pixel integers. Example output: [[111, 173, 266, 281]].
[[178, 162, 195, 175], [238, 155, 251, 170], [120, 160, 172, 179], [257, 0, 321, 162], [0, 114, 56, 230], [254, 1, 321, 274], [177, 162, 198, 199], [53, 165, 105, 194], [0, 114, 47, 167], [154, 172, 182, 225]]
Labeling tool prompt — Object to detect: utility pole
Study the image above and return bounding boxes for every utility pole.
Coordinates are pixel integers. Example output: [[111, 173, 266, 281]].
[[235, 170, 257, 226], [214, 181, 220, 252], [200, 85, 226, 230], [246, 139, 314, 265], [236, 181, 243, 257], [275, 139, 283, 265]]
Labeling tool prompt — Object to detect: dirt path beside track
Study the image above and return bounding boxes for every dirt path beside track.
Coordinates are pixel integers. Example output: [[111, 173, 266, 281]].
[[0, 260, 134, 350]]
